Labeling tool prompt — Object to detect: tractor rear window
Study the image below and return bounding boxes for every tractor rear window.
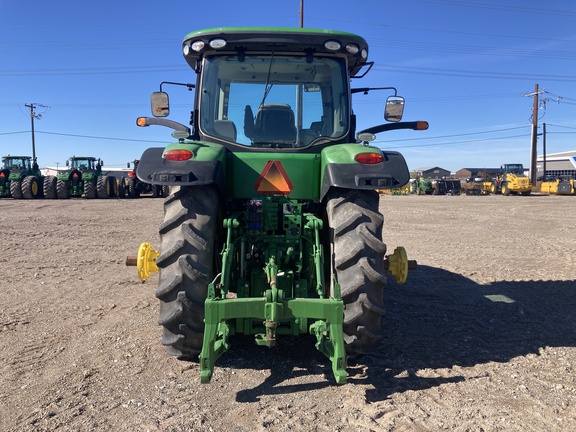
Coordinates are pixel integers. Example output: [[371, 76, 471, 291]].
[[199, 55, 349, 148]]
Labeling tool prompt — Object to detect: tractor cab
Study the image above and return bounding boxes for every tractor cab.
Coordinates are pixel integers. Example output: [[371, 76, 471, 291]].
[[2, 156, 33, 172], [68, 156, 101, 172], [140, 27, 411, 151], [501, 164, 525, 176]]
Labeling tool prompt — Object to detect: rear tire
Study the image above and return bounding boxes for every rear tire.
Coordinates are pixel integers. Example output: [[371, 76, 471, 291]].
[[155, 186, 220, 358], [127, 177, 139, 198], [43, 176, 57, 199], [10, 180, 23, 199], [326, 188, 387, 354], [117, 177, 127, 198], [84, 179, 97, 199], [56, 179, 70, 199], [22, 176, 41, 199], [97, 175, 110, 198]]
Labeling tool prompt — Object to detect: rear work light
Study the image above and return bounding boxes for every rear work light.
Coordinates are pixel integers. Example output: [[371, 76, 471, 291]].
[[164, 149, 193, 161], [355, 152, 383, 164]]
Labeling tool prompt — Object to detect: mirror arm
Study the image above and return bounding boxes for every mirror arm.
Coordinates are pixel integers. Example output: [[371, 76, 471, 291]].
[[351, 86, 397, 95], [159, 81, 195, 92], [136, 117, 191, 134], [358, 121, 429, 135]]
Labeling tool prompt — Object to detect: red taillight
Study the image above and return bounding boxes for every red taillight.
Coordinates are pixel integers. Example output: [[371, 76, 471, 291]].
[[128, 171, 136, 178], [354, 152, 383, 164], [164, 149, 193, 161]]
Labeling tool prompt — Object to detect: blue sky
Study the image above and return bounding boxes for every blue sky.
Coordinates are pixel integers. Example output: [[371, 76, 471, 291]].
[[1, 0, 576, 173]]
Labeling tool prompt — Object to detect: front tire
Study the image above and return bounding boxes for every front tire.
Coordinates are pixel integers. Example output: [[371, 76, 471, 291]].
[[155, 186, 220, 358], [326, 189, 387, 355]]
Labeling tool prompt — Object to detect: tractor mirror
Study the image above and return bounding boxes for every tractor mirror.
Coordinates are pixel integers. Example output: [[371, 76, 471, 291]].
[[151, 91, 170, 117], [384, 96, 405, 122]]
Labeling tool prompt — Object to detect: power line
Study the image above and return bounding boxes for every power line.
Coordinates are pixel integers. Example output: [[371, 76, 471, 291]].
[[0, 65, 187, 77], [408, 0, 576, 17], [0, 131, 28, 135], [35, 130, 169, 144], [375, 65, 576, 82], [377, 126, 530, 143], [381, 133, 530, 150]]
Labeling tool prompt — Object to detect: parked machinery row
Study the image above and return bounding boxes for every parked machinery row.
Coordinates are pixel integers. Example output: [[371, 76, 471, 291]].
[[465, 164, 532, 196], [539, 176, 576, 195], [0, 155, 166, 199]]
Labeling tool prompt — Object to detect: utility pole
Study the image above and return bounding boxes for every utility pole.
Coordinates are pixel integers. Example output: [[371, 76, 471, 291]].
[[24, 103, 47, 168], [529, 84, 539, 185], [522, 85, 562, 184], [542, 122, 546, 179], [300, 0, 304, 28]]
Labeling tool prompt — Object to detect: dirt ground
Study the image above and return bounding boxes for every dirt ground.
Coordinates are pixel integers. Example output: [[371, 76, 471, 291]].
[[1, 193, 574, 431]]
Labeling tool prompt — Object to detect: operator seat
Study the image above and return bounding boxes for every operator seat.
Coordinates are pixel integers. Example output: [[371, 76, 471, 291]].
[[252, 104, 297, 146]]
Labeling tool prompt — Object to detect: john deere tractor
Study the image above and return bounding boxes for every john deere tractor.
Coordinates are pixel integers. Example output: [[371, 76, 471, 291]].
[[56, 156, 116, 199], [122, 159, 168, 198], [0, 155, 44, 199], [129, 27, 427, 384]]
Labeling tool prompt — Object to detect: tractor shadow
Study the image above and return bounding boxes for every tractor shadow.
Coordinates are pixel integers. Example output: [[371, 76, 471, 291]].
[[354, 265, 576, 401], [219, 334, 335, 402], [220, 265, 575, 402]]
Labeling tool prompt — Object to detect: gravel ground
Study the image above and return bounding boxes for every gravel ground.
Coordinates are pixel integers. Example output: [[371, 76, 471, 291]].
[[0, 193, 574, 431]]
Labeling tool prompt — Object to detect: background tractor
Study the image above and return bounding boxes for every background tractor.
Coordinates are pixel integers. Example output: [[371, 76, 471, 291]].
[[56, 156, 116, 199], [120, 160, 168, 198], [0, 155, 44, 199], [491, 163, 532, 195], [415, 177, 434, 195], [129, 27, 427, 384]]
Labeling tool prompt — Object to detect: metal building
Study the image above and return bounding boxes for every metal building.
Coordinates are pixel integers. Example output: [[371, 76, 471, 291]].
[[413, 166, 451, 179], [537, 150, 576, 178]]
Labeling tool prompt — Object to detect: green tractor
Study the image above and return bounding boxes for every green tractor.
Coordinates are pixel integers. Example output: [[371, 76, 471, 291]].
[[416, 177, 434, 195], [129, 27, 427, 384], [56, 156, 116, 199], [122, 159, 168, 198], [0, 155, 44, 199]]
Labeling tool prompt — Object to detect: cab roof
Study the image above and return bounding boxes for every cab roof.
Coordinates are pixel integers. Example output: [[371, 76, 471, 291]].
[[182, 27, 370, 76]]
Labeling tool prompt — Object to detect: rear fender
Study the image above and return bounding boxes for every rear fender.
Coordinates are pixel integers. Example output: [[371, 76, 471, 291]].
[[8, 169, 26, 182], [320, 144, 409, 200], [135, 142, 227, 194]]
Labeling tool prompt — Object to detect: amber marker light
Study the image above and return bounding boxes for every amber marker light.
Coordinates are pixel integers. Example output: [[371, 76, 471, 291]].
[[164, 149, 193, 161], [415, 121, 429, 130], [136, 117, 148, 127], [355, 152, 383, 164]]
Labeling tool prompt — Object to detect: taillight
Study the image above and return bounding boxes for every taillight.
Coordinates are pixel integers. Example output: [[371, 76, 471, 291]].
[[354, 152, 383, 164], [164, 149, 193, 161]]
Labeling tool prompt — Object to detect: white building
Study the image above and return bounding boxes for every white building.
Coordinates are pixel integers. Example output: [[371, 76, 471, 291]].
[[536, 150, 576, 178]]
